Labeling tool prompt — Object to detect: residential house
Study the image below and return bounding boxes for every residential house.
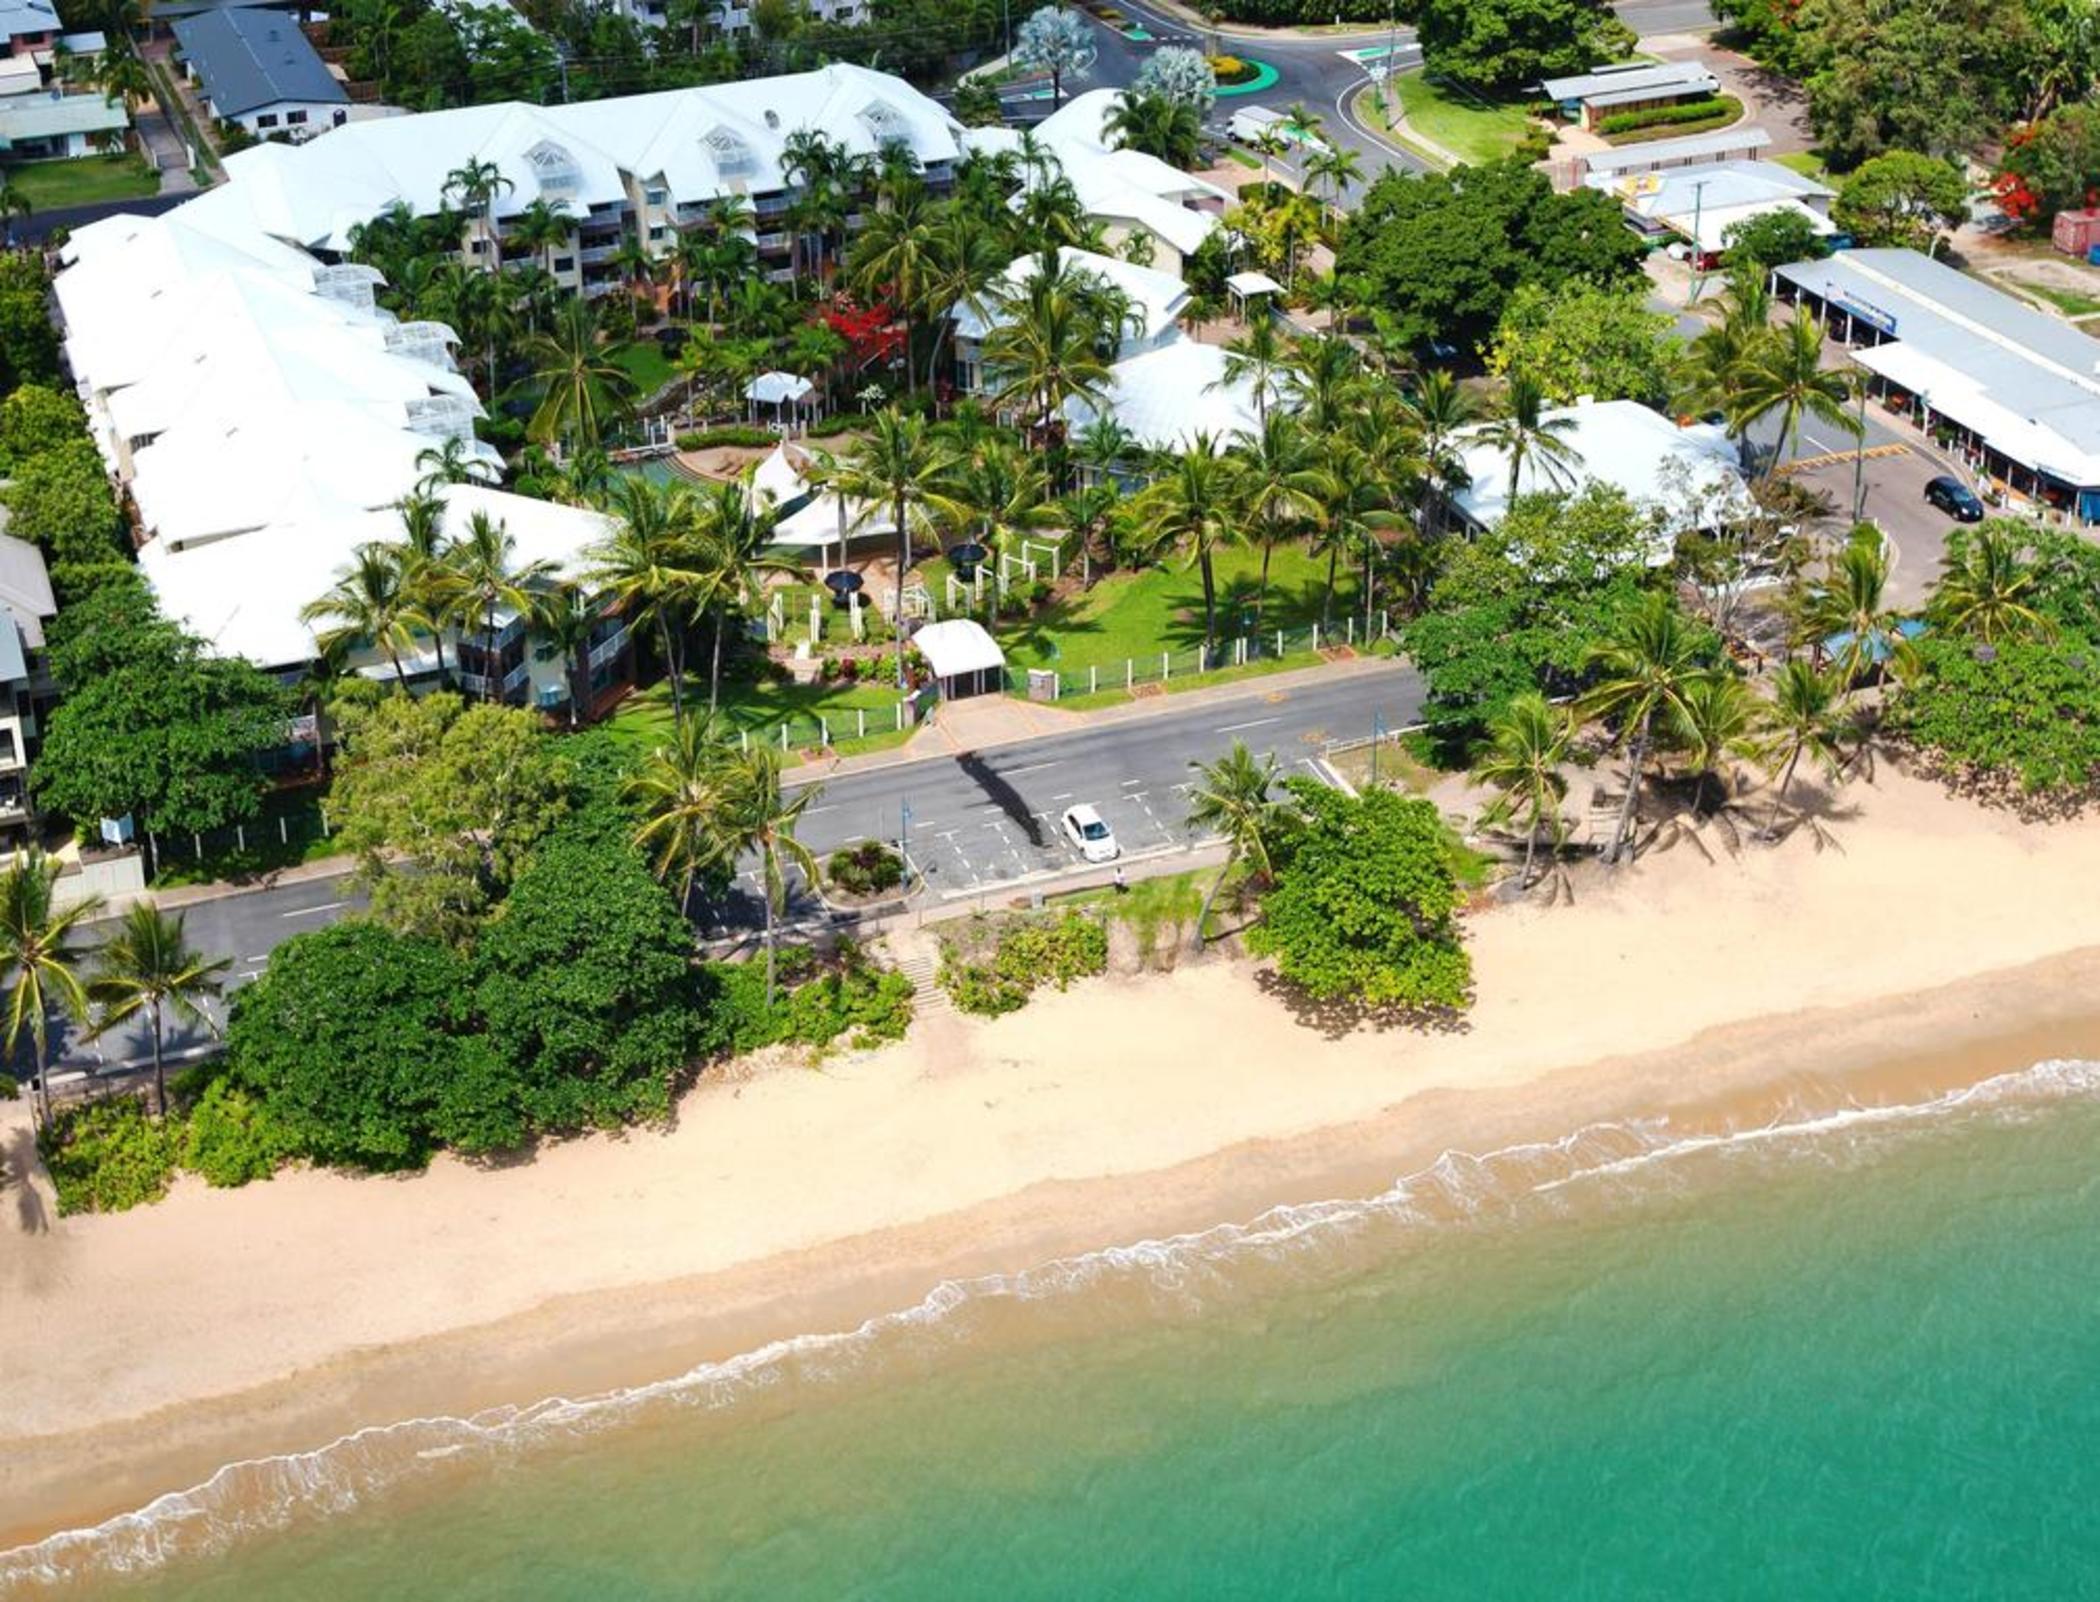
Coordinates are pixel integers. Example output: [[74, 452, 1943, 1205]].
[[0, 88, 128, 158], [0, 0, 57, 61], [1594, 159, 1835, 267], [171, 7, 347, 139], [1539, 60, 1722, 132]]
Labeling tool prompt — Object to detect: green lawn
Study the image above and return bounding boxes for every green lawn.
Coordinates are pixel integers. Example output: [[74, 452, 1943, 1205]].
[[600, 675, 913, 761], [997, 544, 1359, 677], [4, 153, 159, 210], [149, 787, 339, 889], [1387, 71, 1534, 166], [610, 337, 681, 399], [2017, 280, 2100, 319], [1774, 149, 1832, 182]]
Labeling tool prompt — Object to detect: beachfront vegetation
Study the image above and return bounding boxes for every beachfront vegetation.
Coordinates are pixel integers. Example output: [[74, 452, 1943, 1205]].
[[1247, 780, 1473, 1014], [939, 909, 1110, 1016]]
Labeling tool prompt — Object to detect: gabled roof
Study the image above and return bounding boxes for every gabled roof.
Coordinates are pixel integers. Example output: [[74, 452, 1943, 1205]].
[[954, 247, 1189, 347], [1062, 341, 1267, 454], [171, 7, 345, 117], [1540, 60, 1719, 102], [1578, 126, 1771, 177], [0, 91, 127, 143], [0, 0, 57, 41]]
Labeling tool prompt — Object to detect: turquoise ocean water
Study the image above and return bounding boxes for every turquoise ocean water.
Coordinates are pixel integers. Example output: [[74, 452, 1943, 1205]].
[[11, 1058, 2100, 1600]]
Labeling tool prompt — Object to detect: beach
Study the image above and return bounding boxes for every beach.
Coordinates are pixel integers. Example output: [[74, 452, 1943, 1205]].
[[9, 761, 2100, 1565]]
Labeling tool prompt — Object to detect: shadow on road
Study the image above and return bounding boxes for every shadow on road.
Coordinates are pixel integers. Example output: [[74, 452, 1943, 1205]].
[[958, 751, 1045, 846]]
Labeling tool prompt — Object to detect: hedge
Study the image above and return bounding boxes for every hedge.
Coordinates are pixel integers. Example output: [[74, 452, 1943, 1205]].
[[1596, 95, 1741, 137], [1210, 0, 1391, 21]]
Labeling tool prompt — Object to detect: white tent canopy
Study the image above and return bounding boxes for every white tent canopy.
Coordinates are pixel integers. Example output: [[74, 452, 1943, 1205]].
[[746, 370, 815, 406]]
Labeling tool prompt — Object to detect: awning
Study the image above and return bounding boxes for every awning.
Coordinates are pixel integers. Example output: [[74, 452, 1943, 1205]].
[[745, 371, 814, 406], [913, 618, 1005, 678], [1226, 269, 1283, 297]]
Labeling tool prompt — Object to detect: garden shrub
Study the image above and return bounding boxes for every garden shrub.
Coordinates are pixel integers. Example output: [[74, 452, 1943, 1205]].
[[828, 839, 904, 897], [0, 1072, 15, 1100], [675, 425, 777, 450], [696, 942, 916, 1055], [940, 910, 1109, 1016], [182, 1077, 293, 1188], [1597, 95, 1740, 136], [39, 1097, 182, 1215]]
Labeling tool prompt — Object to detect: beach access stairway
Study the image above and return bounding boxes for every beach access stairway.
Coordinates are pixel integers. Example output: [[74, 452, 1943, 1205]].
[[887, 939, 950, 1016]]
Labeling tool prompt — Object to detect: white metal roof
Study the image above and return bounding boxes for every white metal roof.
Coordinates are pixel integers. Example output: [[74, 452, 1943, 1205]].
[[913, 618, 1004, 678], [1061, 341, 1266, 454], [746, 370, 813, 405], [1578, 126, 1771, 177], [953, 247, 1189, 348], [1541, 60, 1718, 103], [1452, 398, 1750, 543], [1226, 269, 1283, 296], [0, 90, 126, 140]]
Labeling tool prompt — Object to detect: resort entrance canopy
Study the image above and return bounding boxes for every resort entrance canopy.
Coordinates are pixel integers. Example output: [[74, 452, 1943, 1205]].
[[913, 618, 1005, 699]]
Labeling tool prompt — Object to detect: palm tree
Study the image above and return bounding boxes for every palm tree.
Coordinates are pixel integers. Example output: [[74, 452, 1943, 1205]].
[[1302, 144, 1363, 226], [982, 253, 1114, 448], [1929, 528, 2054, 644], [505, 197, 574, 306], [1730, 309, 1859, 476], [1227, 412, 1333, 637], [1671, 673, 1762, 813], [1802, 533, 1904, 687], [1135, 434, 1237, 660], [522, 298, 640, 449], [1104, 90, 1202, 167], [590, 476, 709, 729], [1185, 740, 1289, 952], [847, 184, 940, 394], [1478, 371, 1581, 497], [1471, 693, 1574, 890], [1580, 593, 1718, 866], [1218, 314, 1290, 423], [1400, 367, 1474, 536], [413, 434, 483, 494], [921, 209, 1006, 390], [442, 156, 513, 274], [689, 478, 793, 713], [86, 904, 229, 1118], [301, 544, 423, 689], [449, 511, 557, 703], [626, 713, 726, 911], [0, 851, 102, 1131], [823, 410, 965, 687], [530, 581, 598, 728], [1758, 659, 1847, 839], [706, 746, 821, 1007], [391, 490, 463, 684]]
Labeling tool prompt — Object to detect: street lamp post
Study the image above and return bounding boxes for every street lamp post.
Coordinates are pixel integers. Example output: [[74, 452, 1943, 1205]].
[[1686, 177, 1711, 306], [899, 799, 913, 892], [1850, 369, 1870, 522], [1371, 708, 1384, 787]]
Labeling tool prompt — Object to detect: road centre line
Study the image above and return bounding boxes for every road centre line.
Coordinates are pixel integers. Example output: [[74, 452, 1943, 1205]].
[[279, 901, 345, 918], [1216, 716, 1281, 733], [999, 760, 1061, 777]]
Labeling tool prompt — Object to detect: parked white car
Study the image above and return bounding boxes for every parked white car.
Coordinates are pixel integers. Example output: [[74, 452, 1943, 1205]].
[[1061, 804, 1119, 863]]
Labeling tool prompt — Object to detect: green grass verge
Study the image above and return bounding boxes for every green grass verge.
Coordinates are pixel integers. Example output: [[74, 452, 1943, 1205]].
[[149, 788, 340, 888], [1774, 149, 1831, 182], [1061, 866, 1210, 963], [4, 153, 159, 209], [610, 337, 680, 398], [2015, 280, 2100, 318], [1388, 71, 1533, 166], [598, 677, 913, 761]]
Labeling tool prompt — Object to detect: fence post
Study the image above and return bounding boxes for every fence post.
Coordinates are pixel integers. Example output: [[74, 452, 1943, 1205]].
[[193, 833, 201, 859], [740, 728, 749, 752], [780, 722, 790, 751], [1347, 617, 1354, 647], [320, 806, 329, 838], [279, 816, 289, 846], [820, 716, 829, 746], [895, 701, 904, 732], [1162, 650, 1171, 682], [1275, 629, 1284, 658], [1380, 610, 1390, 639], [236, 825, 246, 853], [1090, 665, 1098, 695], [858, 708, 867, 739], [1312, 623, 1319, 653], [1125, 658, 1133, 690]]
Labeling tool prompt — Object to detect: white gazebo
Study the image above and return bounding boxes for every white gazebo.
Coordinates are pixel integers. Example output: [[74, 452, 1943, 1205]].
[[913, 618, 1006, 699], [745, 370, 817, 430], [1225, 269, 1283, 319]]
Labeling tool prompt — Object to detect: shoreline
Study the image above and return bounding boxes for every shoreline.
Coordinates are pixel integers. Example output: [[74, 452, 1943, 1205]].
[[12, 768, 2100, 1563], [11, 940, 2100, 1558]]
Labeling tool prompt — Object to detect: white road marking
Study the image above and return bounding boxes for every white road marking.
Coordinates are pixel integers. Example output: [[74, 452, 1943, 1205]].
[[244, 954, 269, 963], [1051, 792, 1074, 801], [279, 901, 344, 918], [999, 760, 1061, 777], [1216, 716, 1281, 733]]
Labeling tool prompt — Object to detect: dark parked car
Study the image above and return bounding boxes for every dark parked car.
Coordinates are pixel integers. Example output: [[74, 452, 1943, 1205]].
[[1925, 474, 1985, 522]]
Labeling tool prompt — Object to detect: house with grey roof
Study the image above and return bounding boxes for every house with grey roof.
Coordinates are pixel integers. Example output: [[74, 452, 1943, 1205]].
[[1539, 60, 1721, 131], [171, 7, 345, 140], [0, 88, 129, 159], [0, 0, 58, 60], [0, 531, 58, 837]]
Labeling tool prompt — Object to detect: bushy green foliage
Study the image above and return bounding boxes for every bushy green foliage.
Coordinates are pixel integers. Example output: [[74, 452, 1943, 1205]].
[[181, 1077, 293, 1188], [1995, 102, 2100, 226], [828, 839, 904, 896], [1888, 634, 2100, 797], [1833, 152, 1970, 251], [1418, 0, 1633, 89], [1596, 95, 1739, 136], [0, 255, 59, 395], [472, 831, 698, 1132], [0, 439, 126, 568], [1486, 281, 1676, 409], [1335, 161, 1646, 352], [1212, 0, 1386, 20], [940, 910, 1109, 1016], [697, 942, 916, 1054], [0, 1072, 16, 1100], [1722, 208, 1831, 273], [0, 383, 87, 472], [38, 1097, 183, 1215], [1248, 780, 1473, 1012]]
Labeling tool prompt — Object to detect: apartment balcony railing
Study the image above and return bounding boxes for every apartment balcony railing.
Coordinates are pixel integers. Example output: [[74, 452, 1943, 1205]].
[[457, 662, 530, 700], [587, 624, 630, 670]]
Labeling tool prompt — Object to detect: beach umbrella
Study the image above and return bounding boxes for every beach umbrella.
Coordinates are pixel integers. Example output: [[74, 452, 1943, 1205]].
[[822, 569, 864, 607]]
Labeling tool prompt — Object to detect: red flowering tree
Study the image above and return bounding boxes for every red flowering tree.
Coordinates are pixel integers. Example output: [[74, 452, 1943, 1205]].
[[1993, 106, 2100, 229]]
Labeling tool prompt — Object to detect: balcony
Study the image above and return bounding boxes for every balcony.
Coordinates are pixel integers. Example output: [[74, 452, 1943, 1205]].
[[456, 662, 531, 700], [587, 624, 630, 670]]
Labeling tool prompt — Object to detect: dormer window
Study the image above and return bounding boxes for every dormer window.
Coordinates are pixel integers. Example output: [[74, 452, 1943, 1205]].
[[701, 125, 756, 177], [522, 139, 581, 198]]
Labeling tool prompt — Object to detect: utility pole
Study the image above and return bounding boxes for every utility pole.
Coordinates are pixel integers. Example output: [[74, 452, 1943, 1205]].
[[1686, 177, 1710, 307], [1850, 367, 1870, 521], [1378, 0, 1397, 117], [1371, 708, 1384, 787], [899, 799, 914, 892]]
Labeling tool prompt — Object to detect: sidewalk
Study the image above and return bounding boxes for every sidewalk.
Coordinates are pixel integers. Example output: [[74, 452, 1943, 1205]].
[[792, 653, 1404, 782]]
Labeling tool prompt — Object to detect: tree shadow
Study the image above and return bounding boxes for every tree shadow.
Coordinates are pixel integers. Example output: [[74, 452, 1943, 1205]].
[[1251, 967, 1474, 1042], [958, 751, 1046, 846], [2, 1123, 49, 1235], [983, 595, 1104, 666]]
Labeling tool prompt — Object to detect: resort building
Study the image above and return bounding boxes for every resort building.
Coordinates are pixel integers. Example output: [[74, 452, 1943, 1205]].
[[170, 7, 348, 139], [965, 91, 1230, 277], [168, 63, 965, 296], [1562, 125, 1772, 186], [1594, 159, 1835, 266], [1776, 248, 2100, 523], [0, 532, 57, 841], [1539, 60, 1722, 132], [951, 247, 1190, 396], [0, 88, 128, 158], [1446, 397, 1750, 555], [1062, 341, 1268, 460]]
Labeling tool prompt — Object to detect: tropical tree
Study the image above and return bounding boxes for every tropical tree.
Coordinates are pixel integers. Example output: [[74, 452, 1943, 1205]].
[[1303, 144, 1365, 225], [1135, 433, 1237, 658], [1477, 370, 1581, 494], [1218, 314, 1291, 423], [448, 511, 557, 702], [626, 712, 726, 910], [1400, 367, 1474, 535], [705, 746, 820, 1006], [529, 580, 598, 728], [0, 175, 30, 246], [847, 183, 941, 394], [86, 903, 229, 1118], [1012, 4, 1095, 109], [590, 475, 708, 728], [823, 410, 965, 686], [1929, 528, 2054, 644], [1730, 309, 1859, 475], [1470, 692, 1574, 889], [390, 490, 462, 683], [982, 252, 1115, 448], [1105, 90, 1203, 167], [442, 156, 513, 274], [413, 434, 484, 494], [301, 544, 424, 689], [1227, 412, 1333, 636], [504, 197, 573, 304], [1758, 658, 1847, 839], [688, 477, 793, 711], [1185, 739, 1289, 951], [1671, 672, 1763, 812], [1580, 593, 1718, 865], [522, 298, 640, 448], [1802, 531, 1905, 686], [0, 850, 101, 1130]]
